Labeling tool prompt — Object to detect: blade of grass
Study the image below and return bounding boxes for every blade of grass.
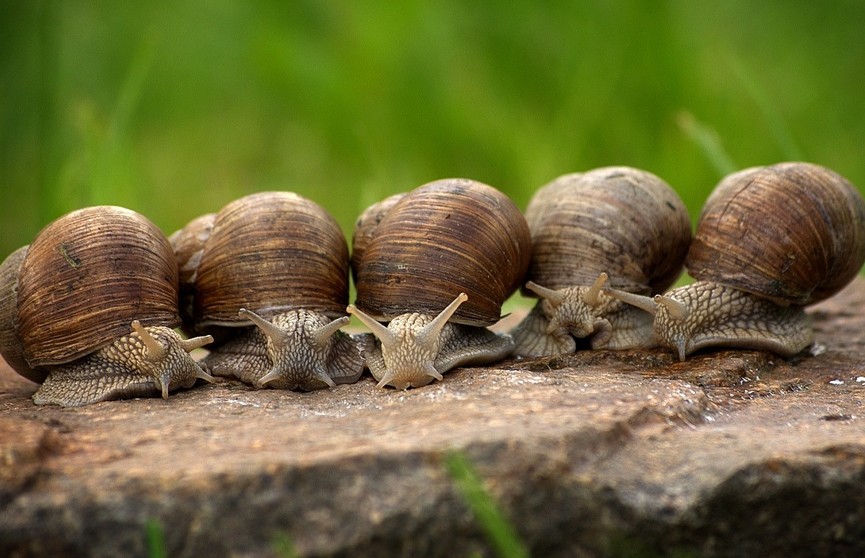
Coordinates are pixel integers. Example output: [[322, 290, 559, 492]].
[[728, 56, 803, 161], [273, 531, 299, 558], [445, 451, 529, 558], [145, 518, 167, 558], [677, 110, 737, 177], [36, 0, 61, 225], [87, 34, 159, 206]]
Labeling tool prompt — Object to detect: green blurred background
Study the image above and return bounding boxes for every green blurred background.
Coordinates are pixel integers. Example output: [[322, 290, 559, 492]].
[[2, 0, 864, 262]]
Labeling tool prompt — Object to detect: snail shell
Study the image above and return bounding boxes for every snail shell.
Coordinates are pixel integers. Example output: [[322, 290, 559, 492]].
[[609, 162, 865, 360], [350, 192, 406, 286], [170, 191, 363, 390], [353, 179, 531, 326], [688, 162, 865, 306], [0, 206, 213, 406], [348, 178, 532, 389], [170, 212, 215, 334], [511, 167, 692, 356]]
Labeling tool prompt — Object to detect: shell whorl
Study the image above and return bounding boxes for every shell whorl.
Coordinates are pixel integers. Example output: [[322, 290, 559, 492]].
[[13, 206, 180, 369], [524, 167, 692, 295], [686, 162, 865, 306], [184, 191, 351, 329], [0, 246, 40, 381], [350, 192, 406, 286], [352, 178, 532, 326]]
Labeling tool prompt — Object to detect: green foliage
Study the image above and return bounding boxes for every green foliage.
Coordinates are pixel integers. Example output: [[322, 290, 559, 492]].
[[2, 1, 863, 258], [445, 450, 530, 558], [273, 531, 299, 558], [144, 518, 167, 558]]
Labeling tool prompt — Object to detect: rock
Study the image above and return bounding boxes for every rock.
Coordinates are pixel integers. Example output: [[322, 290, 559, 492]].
[[2, 279, 865, 557]]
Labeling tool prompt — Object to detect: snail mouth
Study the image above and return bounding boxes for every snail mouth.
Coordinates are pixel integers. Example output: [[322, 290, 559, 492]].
[[546, 313, 595, 340], [256, 357, 338, 390], [567, 323, 595, 338], [376, 366, 442, 390]]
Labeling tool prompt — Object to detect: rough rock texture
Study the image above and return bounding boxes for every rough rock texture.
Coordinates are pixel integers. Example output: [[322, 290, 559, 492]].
[[3, 279, 865, 557]]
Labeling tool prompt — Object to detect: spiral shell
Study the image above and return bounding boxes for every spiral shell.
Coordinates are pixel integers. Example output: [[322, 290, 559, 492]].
[[686, 162, 865, 306], [178, 191, 350, 330], [524, 167, 692, 295], [350, 192, 406, 285], [353, 178, 531, 326], [2, 206, 180, 370], [169, 212, 215, 332], [0, 246, 36, 381]]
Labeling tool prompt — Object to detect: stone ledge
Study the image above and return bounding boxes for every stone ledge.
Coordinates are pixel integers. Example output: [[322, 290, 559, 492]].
[[2, 279, 865, 557]]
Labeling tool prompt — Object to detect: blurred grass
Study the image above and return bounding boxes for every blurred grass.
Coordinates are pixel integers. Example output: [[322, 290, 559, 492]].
[[2, 0, 864, 259], [445, 451, 530, 558], [144, 518, 167, 558]]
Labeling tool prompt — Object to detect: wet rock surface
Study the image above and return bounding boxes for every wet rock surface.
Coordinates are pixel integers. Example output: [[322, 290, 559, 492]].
[[2, 280, 865, 557]]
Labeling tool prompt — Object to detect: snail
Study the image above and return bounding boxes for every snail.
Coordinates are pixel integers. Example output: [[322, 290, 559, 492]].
[[170, 191, 363, 390], [0, 206, 214, 407], [607, 162, 865, 360], [510, 167, 692, 356], [348, 178, 532, 389]]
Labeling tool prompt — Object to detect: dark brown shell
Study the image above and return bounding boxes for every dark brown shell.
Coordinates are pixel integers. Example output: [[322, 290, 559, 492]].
[[687, 162, 865, 306], [169, 212, 215, 331], [190, 192, 350, 327], [525, 167, 692, 295], [350, 192, 406, 285], [353, 178, 531, 326], [0, 246, 40, 381], [170, 212, 215, 289], [14, 206, 180, 368]]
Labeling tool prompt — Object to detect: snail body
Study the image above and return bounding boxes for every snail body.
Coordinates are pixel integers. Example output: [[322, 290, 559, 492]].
[[510, 167, 692, 356], [608, 162, 865, 360], [170, 192, 363, 390], [0, 206, 213, 407], [348, 178, 532, 389]]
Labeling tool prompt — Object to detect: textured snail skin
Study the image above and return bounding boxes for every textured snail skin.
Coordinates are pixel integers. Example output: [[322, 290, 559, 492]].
[[32, 324, 214, 407], [511, 278, 657, 356], [204, 309, 363, 390], [608, 281, 814, 361], [348, 293, 514, 389], [512, 168, 691, 357]]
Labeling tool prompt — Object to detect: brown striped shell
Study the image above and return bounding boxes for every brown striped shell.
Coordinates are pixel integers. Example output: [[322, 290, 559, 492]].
[[173, 192, 350, 330], [352, 178, 531, 326], [169, 212, 215, 332], [687, 162, 865, 306], [0, 246, 37, 381], [0, 206, 180, 376], [525, 167, 692, 295], [350, 192, 406, 285]]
